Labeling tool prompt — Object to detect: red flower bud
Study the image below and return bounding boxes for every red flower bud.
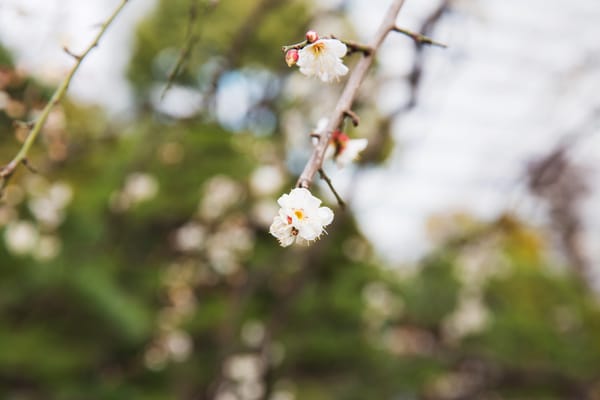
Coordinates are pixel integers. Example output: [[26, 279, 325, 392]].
[[285, 49, 299, 67], [305, 30, 319, 43]]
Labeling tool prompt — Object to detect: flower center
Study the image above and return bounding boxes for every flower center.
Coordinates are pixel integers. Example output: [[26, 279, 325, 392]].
[[294, 209, 305, 220], [291, 227, 299, 236], [309, 42, 325, 55]]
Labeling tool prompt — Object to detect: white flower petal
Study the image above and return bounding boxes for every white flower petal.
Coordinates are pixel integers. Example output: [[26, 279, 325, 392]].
[[298, 222, 321, 241], [318, 206, 334, 226], [335, 138, 368, 168], [269, 188, 334, 246], [296, 39, 349, 83], [321, 38, 347, 58], [269, 216, 295, 247]]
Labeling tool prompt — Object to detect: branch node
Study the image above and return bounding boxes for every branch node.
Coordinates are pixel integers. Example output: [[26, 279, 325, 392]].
[[21, 158, 38, 174], [281, 40, 308, 53], [297, 179, 310, 189], [318, 168, 346, 209], [62, 46, 82, 60], [392, 26, 447, 48], [343, 110, 360, 127]]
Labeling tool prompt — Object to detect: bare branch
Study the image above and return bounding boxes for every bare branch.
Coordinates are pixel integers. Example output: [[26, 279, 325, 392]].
[[282, 40, 308, 53], [319, 168, 346, 209], [392, 26, 447, 48], [0, 0, 130, 193], [203, 0, 284, 107], [296, 0, 407, 189], [62, 46, 82, 60], [343, 109, 360, 127], [160, 0, 220, 100], [21, 158, 38, 174]]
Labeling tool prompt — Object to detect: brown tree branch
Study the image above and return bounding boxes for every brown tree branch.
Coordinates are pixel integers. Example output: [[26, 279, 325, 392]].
[[296, 0, 407, 189]]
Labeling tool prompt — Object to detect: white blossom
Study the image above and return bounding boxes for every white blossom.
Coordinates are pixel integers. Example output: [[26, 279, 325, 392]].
[[269, 188, 333, 247], [296, 39, 348, 83], [314, 118, 368, 168], [326, 134, 368, 168]]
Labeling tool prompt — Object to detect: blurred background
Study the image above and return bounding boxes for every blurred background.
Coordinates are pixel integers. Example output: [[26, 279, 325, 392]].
[[0, 0, 600, 398]]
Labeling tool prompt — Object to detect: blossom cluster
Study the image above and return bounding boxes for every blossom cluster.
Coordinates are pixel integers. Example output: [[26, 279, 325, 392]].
[[269, 30, 370, 247], [284, 30, 348, 83]]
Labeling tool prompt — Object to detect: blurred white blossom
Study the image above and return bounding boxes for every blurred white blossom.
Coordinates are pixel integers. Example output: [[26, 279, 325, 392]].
[[174, 223, 206, 252], [199, 175, 244, 220], [33, 235, 62, 262], [250, 166, 284, 196], [124, 172, 159, 204], [4, 220, 38, 255]]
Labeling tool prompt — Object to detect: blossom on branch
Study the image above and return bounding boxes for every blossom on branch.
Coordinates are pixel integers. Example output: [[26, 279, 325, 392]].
[[269, 188, 334, 247], [313, 118, 368, 168], [326, 130, 368, 168], [297, 38, 349, 83]]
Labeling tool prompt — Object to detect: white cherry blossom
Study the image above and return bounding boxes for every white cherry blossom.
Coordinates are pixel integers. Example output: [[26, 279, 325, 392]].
[[313, 118, 368, 168], [296, 39, 349, 83], [269, 188, 334, 247], [326, 131, 368, 168]]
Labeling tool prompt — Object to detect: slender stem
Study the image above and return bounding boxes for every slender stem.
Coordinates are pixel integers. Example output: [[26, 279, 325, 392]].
[[0, 0, 130, 189], [318, 168, 346, 209], [160, 0, 220, 100], [282, 40, 308, 52], [297, 0, 407, 189], [339, 39, 373, 56], [393, 26, 447, 48]]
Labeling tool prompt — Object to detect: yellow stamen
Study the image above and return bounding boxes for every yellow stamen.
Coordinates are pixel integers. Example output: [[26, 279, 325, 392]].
[[294, 209, 305, 220], [310, 42, 325, 55]]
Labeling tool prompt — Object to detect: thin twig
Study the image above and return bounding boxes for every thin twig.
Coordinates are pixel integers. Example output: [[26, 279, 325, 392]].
[[343, 109, 360, 127], [160, 0, 219, 100], [318, 168, 346, 209], [336, 38, 373, 56], [297, 0, 407, 189], [392, 26, 447, 48], [0, 0, 130, 192], [21, 159, 38, 174], [282, 40, 308, 53], [203, 0, 284, 108]]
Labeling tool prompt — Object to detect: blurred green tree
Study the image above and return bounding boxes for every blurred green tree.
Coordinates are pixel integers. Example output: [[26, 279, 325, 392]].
[[0, 1, 599, 399]]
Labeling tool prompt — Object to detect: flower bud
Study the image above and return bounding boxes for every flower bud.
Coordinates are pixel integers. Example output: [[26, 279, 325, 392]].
[[305, 30, 319, 43], [285, 49, 299, 67], [332, 130, 349, 144]]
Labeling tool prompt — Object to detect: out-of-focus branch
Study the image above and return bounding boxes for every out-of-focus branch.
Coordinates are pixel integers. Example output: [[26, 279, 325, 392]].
[[361, 0, 449, 165], [296, 0, 408, 189], [160, 0, 219, 100], [0, 0, 130, 192], [527, 145, 590, 283], [202, 0, 284, 106]]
